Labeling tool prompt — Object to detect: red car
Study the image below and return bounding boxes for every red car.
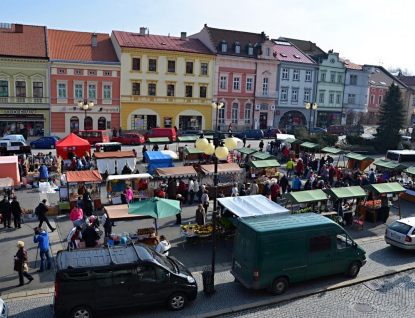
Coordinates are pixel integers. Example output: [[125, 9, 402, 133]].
[[111, 133, 145, 145], [327, 125, 346, 135]]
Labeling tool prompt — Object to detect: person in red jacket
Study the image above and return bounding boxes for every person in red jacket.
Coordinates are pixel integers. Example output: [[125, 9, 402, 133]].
[[295, 158, 304, 177], [283, 147, 290, 163], [270, 182, 280, 203]]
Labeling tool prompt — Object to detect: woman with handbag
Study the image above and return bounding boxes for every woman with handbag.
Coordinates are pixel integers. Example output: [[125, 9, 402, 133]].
[[14, 241, 33, 286]]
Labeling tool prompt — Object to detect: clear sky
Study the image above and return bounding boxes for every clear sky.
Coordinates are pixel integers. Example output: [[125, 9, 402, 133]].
[[2, 0, 414, 74]]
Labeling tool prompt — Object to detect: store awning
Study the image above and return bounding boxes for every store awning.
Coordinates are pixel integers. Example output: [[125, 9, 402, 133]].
[[374, 160, 407, 170], [284, 138, 303, 144], [153, 166, 197, 178], [66, 170, 102, 184], [362, 182, 406, 194], [160, 150, 178, 159], [129, 197, 182, 219], [276, 134, 295, 141], [324, 186, 366, 199], [106, 173, 152, 182], [404, 166, 415, 176], [246, 159, 281, 168], [282, 189, 328, 204], [104, 204, 151, 222], [217, 195, 289, 218], [251, 152, 274, 160], [147, 137, 171, 143], [237, 147, 257, 155], [184, 147, 204, 154], [301, 142, 321, 149], [94, 151, 135, 159], [321, 147, 347, 154], [345, 152, 374, 161], [198, 163, 243, 175], [177, 136, 198, 142]]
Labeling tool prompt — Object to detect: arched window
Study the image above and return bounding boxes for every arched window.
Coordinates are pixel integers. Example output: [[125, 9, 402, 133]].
[[70, 116, 79, 132], [84, 116, 93, 130], [98, 117, 106, 130]]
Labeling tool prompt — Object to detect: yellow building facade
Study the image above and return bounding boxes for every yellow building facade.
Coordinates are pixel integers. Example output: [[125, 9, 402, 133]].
[[111, 31, 215, 131]]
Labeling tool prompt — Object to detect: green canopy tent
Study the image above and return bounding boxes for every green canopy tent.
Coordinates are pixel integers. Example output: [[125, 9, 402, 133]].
[[301, 142, 322, 158], [237, 147, 257, 155], [183, 147, 204, 164], [246, 159, 281, 178], [345, 152, 374, 171], [404, 166, 415, 177], [282, 189, 328, 213], [177, 136, 198, 142], [321, 147, 348, 166], [324, 186, 367, 217], [284, 138, 303, 158], [250, 152, 275, 160], [362, 182, 406, 221], [374, 160, 407, 173], [147, 137, 171, 144]]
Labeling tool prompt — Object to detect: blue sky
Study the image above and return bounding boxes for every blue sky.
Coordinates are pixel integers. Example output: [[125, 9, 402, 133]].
[[2, 0, 415, 74]]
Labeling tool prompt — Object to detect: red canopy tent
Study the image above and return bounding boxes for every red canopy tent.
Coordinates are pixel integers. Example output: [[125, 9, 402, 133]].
[[56, 133, 91, 160]]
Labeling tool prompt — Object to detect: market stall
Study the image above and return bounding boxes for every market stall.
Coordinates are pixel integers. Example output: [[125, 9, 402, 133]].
[[0, 156, 21, 188], [321, 147, 347, 167], [246, 159, 281, 179], [0, 177, 14, 197], [144, 151, 174, 175], [106, 173, 153, 204], [282, 189, 329, 214], [160, 150, 179, 160], [301, 142, 321, 159], [402, 166, 415, 203], [56, 133, 91, 160], [182, 147, 204, 165], [250, 152, 275, 160], [65, 170, 102, 210], [345, 152, 374, 171], [373, 160, 407, 181], [361, 182, 406, 223], [147, 137, 171, 144], [153, 166, 198, 179], [94, 151, 136, 175], [283, 137, 303, 159]]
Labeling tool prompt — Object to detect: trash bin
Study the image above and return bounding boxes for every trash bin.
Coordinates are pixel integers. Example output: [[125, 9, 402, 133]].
[[202, 270, 214, 294]]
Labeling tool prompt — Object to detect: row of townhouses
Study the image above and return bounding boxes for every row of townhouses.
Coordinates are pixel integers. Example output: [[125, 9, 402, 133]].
[[0, 23, 414, 138]]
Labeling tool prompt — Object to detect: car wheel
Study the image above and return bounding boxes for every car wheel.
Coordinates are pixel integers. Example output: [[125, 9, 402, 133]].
[[31, 144, 36, 149], [71, 305, 94, 318], [269, 277, 288, 295], [167, 292, 187, 311], [50, 144, 55, 149], [346, 261, 361, 278], [130, 141, 136, 145]]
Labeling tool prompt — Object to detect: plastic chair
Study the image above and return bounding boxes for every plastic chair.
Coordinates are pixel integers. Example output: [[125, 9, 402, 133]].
[[352, 210, 366, 230]]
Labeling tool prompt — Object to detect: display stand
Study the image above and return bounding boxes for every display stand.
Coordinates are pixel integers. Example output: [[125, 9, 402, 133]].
[[65, 170, 102, 211], [106, 173, 153, 204]]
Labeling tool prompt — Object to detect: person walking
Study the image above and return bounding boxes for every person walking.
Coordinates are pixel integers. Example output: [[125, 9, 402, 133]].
[[14, 241, 33, 286], [82, 189, 93, 217], [142, 145, 148, 163], [270, 182, 280, 203], [126, 186, 134, 202], [280, 174, 289, 194], [201, 190, 209, 213], [262, 181, 271, 198], [11, 196, 22, 229], [175, 194, 184, 225], [250, 180, 259, 195], [295, 158, 304, 177], [259, 140, 264, 152], [118, 127, 122, 136], [36, 199, 56, 232], [188, 178, 195, 205], [195, 204, 206, 225], [286, 158, 294, 178], [70, 204, 83, 227], [112, 127, 117, 138], [33, 228, 52, 272], [0, 195, 11, 228], [242, 135, 247, 147]]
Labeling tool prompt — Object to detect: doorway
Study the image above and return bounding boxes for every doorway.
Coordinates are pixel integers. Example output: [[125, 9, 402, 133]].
[[259, 112, 268, 129]]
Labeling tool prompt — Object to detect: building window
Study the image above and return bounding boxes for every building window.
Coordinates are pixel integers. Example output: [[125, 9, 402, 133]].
[[186, 62, 194, 74], [98, 117, 106, 130], [305, 71, 311, 81], [75, 84, 83, 98], [321, 73, 326, 82], [293, 70, 299, 80], [281, 89, 288, 100], [329, 93, 334, 103], [185, 85, 193, 97], [350, 75, 357, 85], [304, 91, 310, 102], [233, 77, 240, 90], [149, 59, 157, 72], [148, 83, 156, 96], [88, 84, 96, 98], [220, 76, 227, 90], [0, 81, 8, 97], [412, 98, 415, 106], [378, 95, 383, 104], [58, 83, 66, 98], [248, 46, 253, 55], [337, 74, 343, 83], [132, 58, 140, 71], [33, 82, 43, 98], [260, 103, 268, 110], [348, 94, 356, 104], [319, 92, 325, 103], [103, 85, 111, 99], [104, 72, 111, 76], [291, 89, 298, 102], [132, 83, 140, 95], [262, 78, 268, 95], [199, 86, 207, 98], [167, 60, 176, 73], [59, 69, 65, 74], [218, 103, 225, 124], [16, 81, 26, 97], [84, 116, 93, 130], [89, 71, 95, 75], [370, 95, 375, 104], [246, 78, 253, 91], [201, 63, 208, 75], [330, 73, 335, 83], [265, 48, 270, 56], [231, 103, 238, 123], [75, 70, 82, 75], [282, 68, 289, 80], [70, 116, 79, 132], [244, 103, 251, 124], [167, 84, 175, 97], [336, 94, 341, 104]]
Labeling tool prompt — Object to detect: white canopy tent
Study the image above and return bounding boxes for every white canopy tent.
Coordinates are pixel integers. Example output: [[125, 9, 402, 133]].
[[217, 195, 290, 218]]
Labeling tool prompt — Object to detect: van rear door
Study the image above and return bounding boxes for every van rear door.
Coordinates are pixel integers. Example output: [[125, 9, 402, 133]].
[[306, 234, 333, 279], [232, 226, 256, 286]]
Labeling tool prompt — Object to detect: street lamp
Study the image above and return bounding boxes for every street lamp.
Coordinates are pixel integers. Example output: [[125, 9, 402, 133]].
[[78, 99, 94, 131], [306, 102, 317, 133], [196, 102, 237, 294]]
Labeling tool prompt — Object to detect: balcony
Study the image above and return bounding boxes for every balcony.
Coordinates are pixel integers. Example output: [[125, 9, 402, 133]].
[[121, 95, 212, 105], [255, 90, 278, 99]]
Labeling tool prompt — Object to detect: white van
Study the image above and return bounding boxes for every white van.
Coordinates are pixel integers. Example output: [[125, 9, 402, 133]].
[[385, 150, 415, 163], [2, 134, 26, 143]]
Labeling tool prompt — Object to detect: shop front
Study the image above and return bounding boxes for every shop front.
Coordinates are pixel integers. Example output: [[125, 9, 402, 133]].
[[278, 110, 307, 128], [253, 102, 275, 130], [316, 111, 342, 128], [0, 109, 49, 139]]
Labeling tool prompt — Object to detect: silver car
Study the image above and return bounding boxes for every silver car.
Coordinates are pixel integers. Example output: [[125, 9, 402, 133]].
[[0, 297, 8, 318], [385, 217, 415, 250]]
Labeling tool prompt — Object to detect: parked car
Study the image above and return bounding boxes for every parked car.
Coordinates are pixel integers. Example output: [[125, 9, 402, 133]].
[[143, 128, 177, 142], [262, 128, 283, 138], [235, 129, 264, 140], [178, 130, 202, 136], [327, 125, 346, 135], [0, 296, 8, 318], [1, 134, 26, 143], [385, 217, 415, 250], [111, 133, 145, 145], [309, 127, 327, 134], [30, 136, 60, 149], [285, 125, 307, 134]]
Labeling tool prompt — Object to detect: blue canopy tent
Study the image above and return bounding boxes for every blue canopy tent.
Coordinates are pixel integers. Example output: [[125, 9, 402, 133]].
[[144, 151, 174, 175]]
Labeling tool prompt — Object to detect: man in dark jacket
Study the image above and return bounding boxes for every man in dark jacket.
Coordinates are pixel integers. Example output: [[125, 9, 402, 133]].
[[82, 223, 99, 248], [82, 189, 93, 217], [36, 199, 55, 232], [11, 196, 22, 229], [33, 228, 52, 272], [1, 196, 11, 228]]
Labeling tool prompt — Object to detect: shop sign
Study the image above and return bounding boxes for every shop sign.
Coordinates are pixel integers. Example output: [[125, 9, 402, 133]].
[[102, 108, 119, 113], [0, 114, 44, 119], [164, 117, 172, 128], [5, 109, 36, 114]]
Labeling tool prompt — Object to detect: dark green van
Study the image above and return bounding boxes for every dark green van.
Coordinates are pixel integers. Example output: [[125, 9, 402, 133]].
[[231, 213, 366, 295]]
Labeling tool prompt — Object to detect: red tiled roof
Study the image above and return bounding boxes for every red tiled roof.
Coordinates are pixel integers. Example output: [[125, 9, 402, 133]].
[[272, 40, 315, 64], [0, 24, 47, 58], [339, 58, 362, 70], [112, 31, 214, 55], [48, 29, 118, 62]]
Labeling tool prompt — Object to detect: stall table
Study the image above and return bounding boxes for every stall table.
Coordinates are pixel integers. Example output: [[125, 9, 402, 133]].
[[246, 159, 280, 178], [282, 190, 329, 214], [106, 173, 153, 204]]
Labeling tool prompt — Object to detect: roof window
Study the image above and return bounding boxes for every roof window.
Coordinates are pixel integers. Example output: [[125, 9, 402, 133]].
[[220, 39, 227, 53], [234, 41, 240, 54], [280, 53, 287, 57], [294, 54, 301, 59], [380, 81, 386, 85]]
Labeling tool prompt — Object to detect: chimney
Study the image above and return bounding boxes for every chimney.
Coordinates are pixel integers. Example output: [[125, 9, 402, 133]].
[[139, 27, 146, 36], [181, 32, 187, 41], [91, 33, 97, 47], [14, 24, 23, 33]]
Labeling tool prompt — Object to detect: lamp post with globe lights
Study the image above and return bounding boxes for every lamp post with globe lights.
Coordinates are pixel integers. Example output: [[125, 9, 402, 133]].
[[78, 99, 94, 131], [306, 102, 317, 133]]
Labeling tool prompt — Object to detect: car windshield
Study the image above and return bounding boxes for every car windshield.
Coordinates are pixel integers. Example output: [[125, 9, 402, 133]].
[[389, 221, 412, 234], [154, 253, 176, 273]]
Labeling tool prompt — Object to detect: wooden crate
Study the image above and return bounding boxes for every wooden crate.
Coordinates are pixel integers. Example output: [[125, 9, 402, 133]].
[[46, 206, 58, 216]]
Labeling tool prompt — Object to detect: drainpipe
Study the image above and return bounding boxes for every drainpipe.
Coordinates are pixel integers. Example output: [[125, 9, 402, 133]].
[[340, 67, 347, 125], [252, 61, 257, 129], [48, 61, 52, 136]]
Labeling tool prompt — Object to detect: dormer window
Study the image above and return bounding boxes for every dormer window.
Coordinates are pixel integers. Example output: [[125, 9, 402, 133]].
[[247, 42, 253, 56], [220, 39, 227, 53], [234, 41, 240, 54]]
